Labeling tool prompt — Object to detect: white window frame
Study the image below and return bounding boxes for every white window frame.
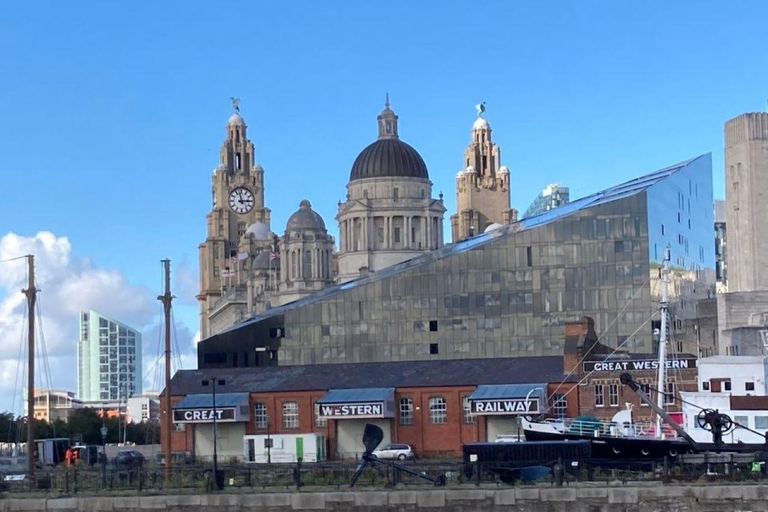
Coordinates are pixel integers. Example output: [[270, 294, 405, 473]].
[[594, 383, 604, 408], [462, 396, 475, 424], [429, 397, 447, 424], [608, 384, 619, 407], [282, 401, 299, 429], [399, 397, 413, 425], [254, 402, 268, 429]]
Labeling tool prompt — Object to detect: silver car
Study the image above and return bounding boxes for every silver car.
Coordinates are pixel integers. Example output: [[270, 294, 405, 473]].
[[372, 443, 415, 460]]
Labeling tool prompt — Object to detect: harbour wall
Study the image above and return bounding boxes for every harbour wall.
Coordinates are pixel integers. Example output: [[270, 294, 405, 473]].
[[2, 484, 768, 511]]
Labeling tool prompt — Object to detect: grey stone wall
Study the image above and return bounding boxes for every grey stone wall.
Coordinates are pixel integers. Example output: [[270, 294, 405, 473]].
[[5, 484, 768, 512]]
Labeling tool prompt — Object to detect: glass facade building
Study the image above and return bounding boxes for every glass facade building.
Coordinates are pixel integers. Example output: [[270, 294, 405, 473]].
[[522, 184, 570, 219], [78, 310, 142, 401], [199, 155, 715, 368]]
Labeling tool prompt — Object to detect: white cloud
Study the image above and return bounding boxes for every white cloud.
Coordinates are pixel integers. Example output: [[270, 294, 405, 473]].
[[0, 231, 197, 414]]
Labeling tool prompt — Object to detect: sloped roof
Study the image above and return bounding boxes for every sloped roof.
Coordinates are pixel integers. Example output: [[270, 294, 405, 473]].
[[170, 356, 573, 396]]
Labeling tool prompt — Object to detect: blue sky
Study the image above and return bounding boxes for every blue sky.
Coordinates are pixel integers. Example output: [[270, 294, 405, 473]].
[[0, 1, 766, 386]]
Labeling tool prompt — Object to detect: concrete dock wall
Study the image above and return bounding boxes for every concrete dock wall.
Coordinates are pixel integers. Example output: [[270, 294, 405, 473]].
[[2, 484, 767, 512]]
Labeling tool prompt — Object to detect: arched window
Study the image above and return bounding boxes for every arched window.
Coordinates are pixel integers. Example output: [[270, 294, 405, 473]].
[[399, 397, 413, 425]]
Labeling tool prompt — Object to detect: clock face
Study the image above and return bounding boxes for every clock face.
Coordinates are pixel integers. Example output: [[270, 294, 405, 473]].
[[229, 187, 255, 214]]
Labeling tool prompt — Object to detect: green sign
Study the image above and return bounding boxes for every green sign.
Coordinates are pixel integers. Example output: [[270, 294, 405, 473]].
[[296, 437, 304, 460]]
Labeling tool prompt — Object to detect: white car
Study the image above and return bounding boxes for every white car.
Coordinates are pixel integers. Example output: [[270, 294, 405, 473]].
[[372, 443, 415, 460]]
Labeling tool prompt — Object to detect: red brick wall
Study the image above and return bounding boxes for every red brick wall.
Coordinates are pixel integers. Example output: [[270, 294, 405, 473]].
[[393, 387, 479, 458]]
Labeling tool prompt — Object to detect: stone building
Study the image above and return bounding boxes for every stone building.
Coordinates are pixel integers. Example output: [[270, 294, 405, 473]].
[[451, 112, 516, 242], [336, 99, 446, 283], [198, 108, 272, 338], [717, 112, 768, 355], [198, 154, 717, 368], [279, 200, 335, 305]]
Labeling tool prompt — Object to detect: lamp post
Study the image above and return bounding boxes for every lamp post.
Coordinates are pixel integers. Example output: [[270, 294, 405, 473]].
[[202, 378, 225, 490], [100, 423, 108, 489]]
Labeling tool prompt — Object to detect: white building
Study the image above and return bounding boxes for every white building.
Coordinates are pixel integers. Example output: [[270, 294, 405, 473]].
[[127, 393, 160, 423], [78, 310, 142, 402], [681, 356, 768, 443]]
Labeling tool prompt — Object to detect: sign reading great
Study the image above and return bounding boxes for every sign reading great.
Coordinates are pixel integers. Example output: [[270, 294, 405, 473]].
[[470, 399, 539, 415], [318, 403, 384, 419], [173, 408, 236, 423], [584, 357, 697, 373]]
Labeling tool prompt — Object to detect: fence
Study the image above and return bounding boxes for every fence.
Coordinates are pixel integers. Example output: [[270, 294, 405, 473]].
[[1, 456, 767, 494]]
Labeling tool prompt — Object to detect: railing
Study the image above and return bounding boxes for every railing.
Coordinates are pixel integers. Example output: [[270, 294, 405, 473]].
[[1, 456, 766, 494], [552, 418, 679, 439]]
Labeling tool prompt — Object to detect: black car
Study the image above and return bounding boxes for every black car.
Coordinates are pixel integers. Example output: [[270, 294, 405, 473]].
[[114, 450, 146, 467]]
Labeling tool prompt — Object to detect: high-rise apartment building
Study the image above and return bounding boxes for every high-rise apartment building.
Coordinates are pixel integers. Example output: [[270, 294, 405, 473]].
[[78, 310, 142, 402]]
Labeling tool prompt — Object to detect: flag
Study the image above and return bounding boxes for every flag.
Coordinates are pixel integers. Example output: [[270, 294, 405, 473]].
[[230, 255, 238, 264], [269, 251, 279, 261], [237, 251, 249, 261]]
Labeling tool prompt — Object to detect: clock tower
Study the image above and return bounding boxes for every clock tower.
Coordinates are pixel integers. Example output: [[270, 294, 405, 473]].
[[198, 105, 271, 339]]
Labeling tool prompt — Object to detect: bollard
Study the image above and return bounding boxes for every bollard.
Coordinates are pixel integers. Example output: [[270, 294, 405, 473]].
[[552, 457, 565, 487]]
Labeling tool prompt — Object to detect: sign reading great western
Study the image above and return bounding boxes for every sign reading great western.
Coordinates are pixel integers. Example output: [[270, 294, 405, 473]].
[[318, 403, 385, 419], [173, 408, 236, 423], [470, 399, 540, 415], [584, 357, 697, 373]]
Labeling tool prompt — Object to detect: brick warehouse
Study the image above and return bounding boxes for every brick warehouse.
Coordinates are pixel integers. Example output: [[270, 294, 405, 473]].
[[564, 317, 698, 427], [165, 357, 579, 461]]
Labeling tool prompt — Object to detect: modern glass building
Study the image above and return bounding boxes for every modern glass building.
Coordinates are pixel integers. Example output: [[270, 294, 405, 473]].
[[522, 184, 570, 219], [198, 155, 715, 368], [78, 310, 142, 401]]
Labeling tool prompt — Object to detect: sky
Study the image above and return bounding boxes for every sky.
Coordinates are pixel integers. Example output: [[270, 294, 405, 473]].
[[0, 1, 766, 414]]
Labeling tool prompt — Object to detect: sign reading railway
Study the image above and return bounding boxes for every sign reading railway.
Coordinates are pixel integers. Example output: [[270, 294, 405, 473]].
[[318, 403, 385, 419], [470, 398, 540, 415]]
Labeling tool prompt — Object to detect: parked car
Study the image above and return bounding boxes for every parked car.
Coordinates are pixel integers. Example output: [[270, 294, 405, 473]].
[[114, 450, 145, 467], [372, 444, 415, 460], [155, 451, 194, 466]]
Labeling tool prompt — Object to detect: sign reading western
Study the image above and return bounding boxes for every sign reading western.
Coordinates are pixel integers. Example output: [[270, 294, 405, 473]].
[[584, 357, 697, 373], [318, 403, 384, 419], [173, 408, 236, 423], [470, 399, 540, 415]]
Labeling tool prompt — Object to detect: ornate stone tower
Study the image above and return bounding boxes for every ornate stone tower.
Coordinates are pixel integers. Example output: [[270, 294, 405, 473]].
[[450, 110, 516, 242], [336, 98, 446, 283], [197, 104, 272, 339], [278, 200, 335, 304]]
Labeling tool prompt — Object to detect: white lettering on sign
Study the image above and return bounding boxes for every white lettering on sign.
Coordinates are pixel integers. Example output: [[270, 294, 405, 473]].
[[318, 403, 384, 418], [471, 399, 539, 415], [173, 407, 236, 423], [585, 358, 695, 372]]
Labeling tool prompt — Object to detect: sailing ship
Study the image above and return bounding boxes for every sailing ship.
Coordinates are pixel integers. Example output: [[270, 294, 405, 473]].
[[522, 249, 768, 459]]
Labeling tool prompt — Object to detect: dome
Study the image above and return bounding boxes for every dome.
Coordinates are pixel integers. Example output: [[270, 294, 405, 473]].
[[498, 165, 509, 174], [228, 113, 245, 126], [484, 222, 503, 233], [472, 117, 489, 130], [349, 139, 429, 181], [286, 199, 326, 231], [245, 222, 270, 240], [464, 165, 475, 175]]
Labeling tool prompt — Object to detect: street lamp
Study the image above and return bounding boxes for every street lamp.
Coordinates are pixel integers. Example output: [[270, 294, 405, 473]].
[[100, 423, 108, 489], [202, 378, 225, 490]]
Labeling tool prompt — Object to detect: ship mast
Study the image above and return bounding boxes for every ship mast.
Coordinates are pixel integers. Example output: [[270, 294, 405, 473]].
[[655, 247, 670, 440], [158, 259, 174, 483], [22, 255, 36, 480]]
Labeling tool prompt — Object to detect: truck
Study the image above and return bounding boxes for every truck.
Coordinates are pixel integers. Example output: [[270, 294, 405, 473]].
[[243, 434, 327, 463]]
